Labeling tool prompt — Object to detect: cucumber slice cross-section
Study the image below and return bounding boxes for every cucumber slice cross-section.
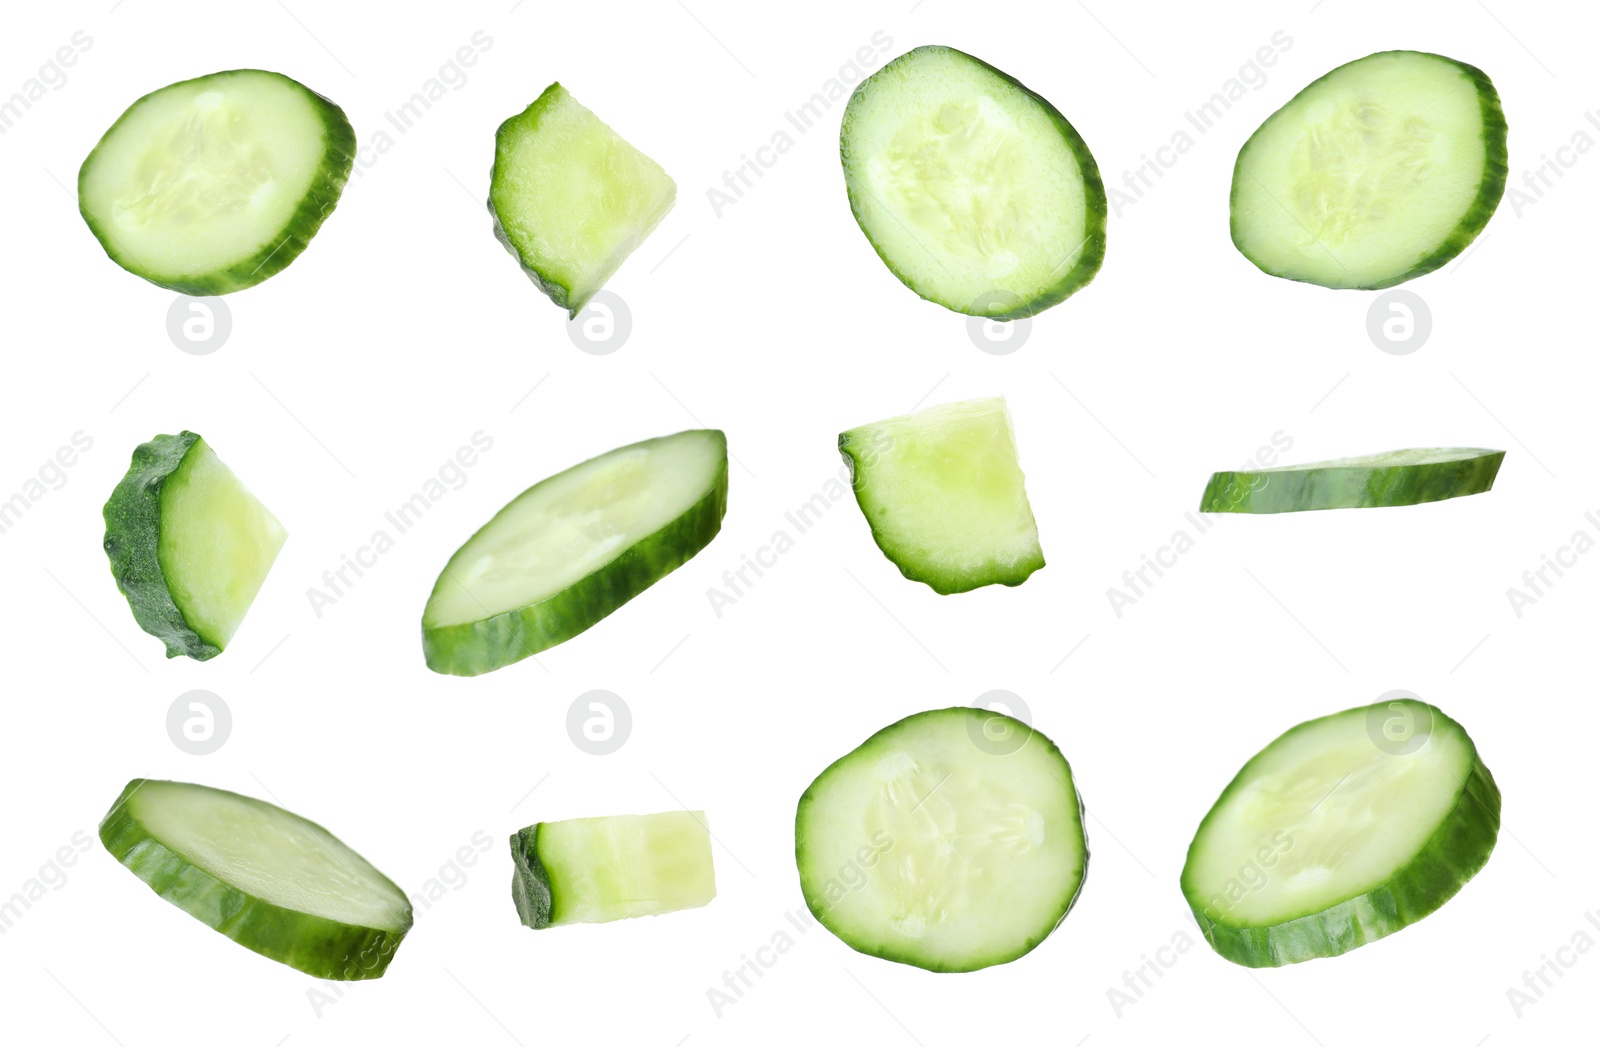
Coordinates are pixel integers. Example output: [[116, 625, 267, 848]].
[[99, 779, 412, 979], [1182, 698, 1499, 966], [1199, 447, 1504, 514], [511, 810, 716, 928], [422, 429, 727, 676]]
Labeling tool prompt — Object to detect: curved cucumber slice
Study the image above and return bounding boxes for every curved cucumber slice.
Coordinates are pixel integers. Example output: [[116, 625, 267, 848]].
[[1231, 51, 1507, 289], [79, 69, 354, 295], [423, 429, 726, 676], [841, 397, 1042, 594], [490, 83, 676, 316], [511, 811, 715, 928], [100, 779, 412, 979], [1182, 698, 1499, 967], [796, 707, 1087, 972], [1199, 447, 1504, 514], [103, 431, 286, 660], [840, 45, 1106, 319]]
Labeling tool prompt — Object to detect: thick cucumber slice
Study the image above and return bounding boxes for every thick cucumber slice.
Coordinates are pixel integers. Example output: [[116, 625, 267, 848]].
[[840, 397, 1042, 594], [1182, 698, 1499, 967], [490, 83, 676, 316], [510, 811, 716, 928], [796, 708, 1087, 972], [103, 431, 286, 660], [79, 69, 354, 295], [840, 45, 1106, 319], [100, 779, 412, 979], [1231, 51, 1507, 289], [1199, 447, 1504, 514], [423, 430, 726, 676]]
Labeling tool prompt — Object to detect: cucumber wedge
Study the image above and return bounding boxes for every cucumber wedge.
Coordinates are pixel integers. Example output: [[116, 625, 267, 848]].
[[1231, 51, 1507, 289], [796, 708, 1087, 972], [1182, 698, 1499, 967], [840, 397, 1042, 594], [1199, 447, 1504, 514], [103, 431, 286, 660], [423, 429, 726, 676], [79, 69, 354, 295], [840, 45, 1106, 319], [100, 779, 412, 979], [490, 83, 676, 316], [511, 811, 716, 928]]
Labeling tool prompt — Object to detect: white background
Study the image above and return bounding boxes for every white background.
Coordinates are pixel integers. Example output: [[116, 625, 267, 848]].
[[1, 0, 1594, 1043]]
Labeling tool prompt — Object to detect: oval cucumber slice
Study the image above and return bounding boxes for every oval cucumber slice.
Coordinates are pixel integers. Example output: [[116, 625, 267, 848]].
[[1182, 698, 1499, 966], [1199, 447, 1504, 514], [422, 429, 727, 676], [840, 45, 1106, 318], [100, 779, 412, 979], [796, 707, 1088, 972], [79, 69, 354, 294], [1231, 50, 1507, 289]]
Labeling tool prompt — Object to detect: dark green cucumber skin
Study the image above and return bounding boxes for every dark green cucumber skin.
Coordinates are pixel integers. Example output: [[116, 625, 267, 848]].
[[1181, 704, 1499, 967], [99, 780, 412, 980], [1230, 50, 1509, 290], [422, 431, 728, 677], [488, 83, 581, 316], [1199, 450, 1504, 513], [79, 69, 355, 296], [841, 45, 1107, 320], [509, 825, 556, 929], [795, 707, 1088, 973], [102, 431, 219, 660]]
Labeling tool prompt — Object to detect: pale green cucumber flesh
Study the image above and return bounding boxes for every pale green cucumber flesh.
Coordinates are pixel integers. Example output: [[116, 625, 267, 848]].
[[511, 811, 716, 928], [796, 708, 1087, 972], [1200, 447, 1504, 513], [1182, 699, 1499, 967], [841, 397, 1043, 594], [841, 45, 1106, 319], [1231, 50, 1507, 289], [422, 429, 727, 676], [489, 82, 676, 316], [99, 779, 412, 979], [79, 69, 354, 295]]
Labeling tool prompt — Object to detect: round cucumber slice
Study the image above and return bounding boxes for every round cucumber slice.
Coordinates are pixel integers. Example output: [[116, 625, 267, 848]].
[[1199, 447, 1504, 514], [79, 69, 354, 295], [1182, 698, 1499, 967], [100, 779, 412, 979], [1231, 50, 1508, 289], [796, 707, 1088, 972], [840, 45, 1106, 319]]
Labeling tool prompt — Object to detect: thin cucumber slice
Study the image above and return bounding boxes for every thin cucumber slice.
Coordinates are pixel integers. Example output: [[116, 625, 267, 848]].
[[796, 708, 1087, 972], [840, 397, 1042, 594], [841, 45, 1106, 319], [1182, 698, 1499, 967], [1199, 447, 1504, 514], [100, 779, 412, 979], [511, 811, 716, 928], [422, 429, 727, 676], [490, 83, 676, 316], [79, 69, 354, 295], [1231, 51, 1507, 289], [103, 431, 286, 660]]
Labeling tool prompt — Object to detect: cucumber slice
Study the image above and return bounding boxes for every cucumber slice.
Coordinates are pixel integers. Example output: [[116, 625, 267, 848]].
[[510, 811, 716, 928], [1231, 51, 1507, 289], [1182, 698, 1499, 967], [490, 83, 676, 316], [79, 69, 354, 295], [796, 708, 1087, 972], [103, 431, 286, 660], [840, 397, 1042, 594], [1199, 447, 1504, 514], [100, 779, 412, 979], [840, 45, 1106, 319], [422, 429, 726, 676]]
